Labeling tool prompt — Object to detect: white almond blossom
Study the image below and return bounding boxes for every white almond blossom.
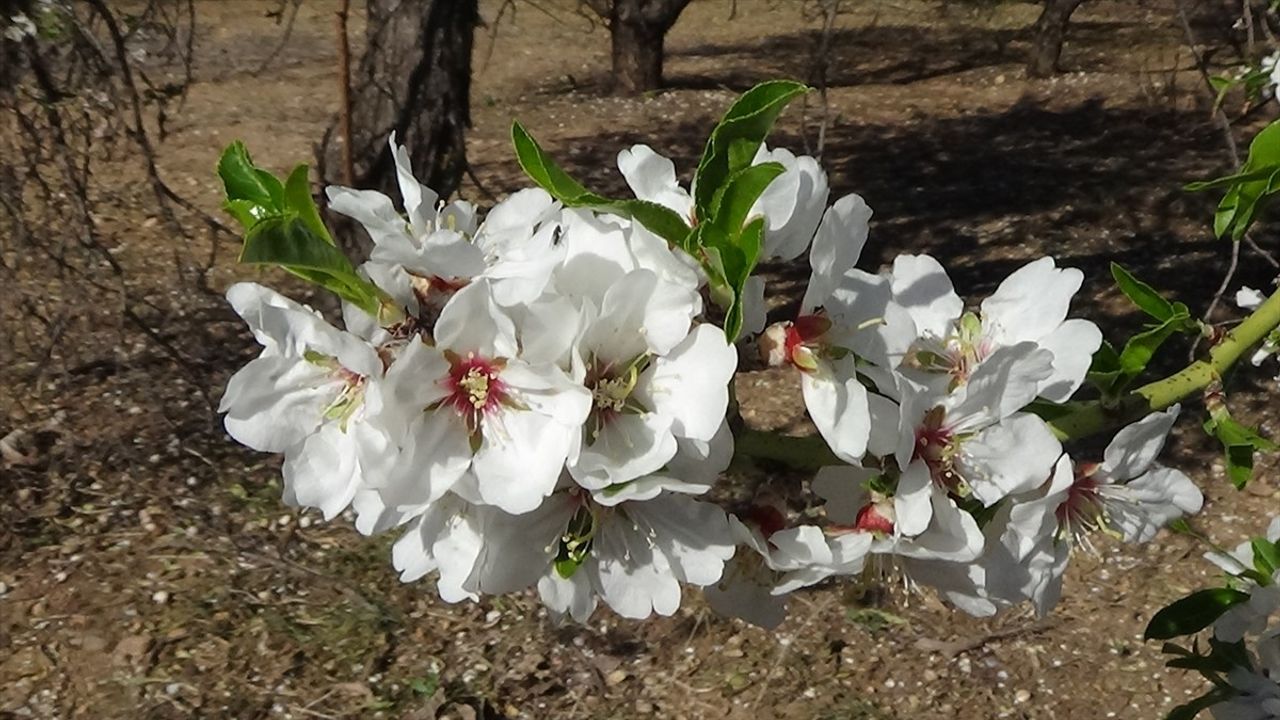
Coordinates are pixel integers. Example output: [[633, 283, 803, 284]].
[[219, 282, 391, 520], [393, 486, 737, 621], [882, 255, 1101, 402], [327, 135, 563, 315], [897, 342, 1063, 507], [706, 507, 872, 628], [358, 280, 590, 518]]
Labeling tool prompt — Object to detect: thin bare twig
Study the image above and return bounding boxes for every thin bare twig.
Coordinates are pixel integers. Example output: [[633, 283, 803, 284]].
[[336, 0, 355, 186]]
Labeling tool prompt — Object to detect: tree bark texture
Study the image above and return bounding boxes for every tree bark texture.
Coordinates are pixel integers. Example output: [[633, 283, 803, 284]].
[[1027, 0, 1085, 78], [601, 0, 692, 95], [321, 0, 477, 205]]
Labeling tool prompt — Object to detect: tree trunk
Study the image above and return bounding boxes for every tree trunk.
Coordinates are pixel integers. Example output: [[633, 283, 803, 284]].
[[320, 0, 477, 252], [1027, 0, 1085, 78], [603, 0, 692, 95]]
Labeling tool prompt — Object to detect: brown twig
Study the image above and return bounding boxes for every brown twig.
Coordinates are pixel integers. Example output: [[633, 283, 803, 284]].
[[336, 0, 355, 186]]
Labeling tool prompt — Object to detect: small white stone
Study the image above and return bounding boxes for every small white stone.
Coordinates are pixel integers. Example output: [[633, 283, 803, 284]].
[[1015, 690, 1032, 704], [152, 590, 170, 604]]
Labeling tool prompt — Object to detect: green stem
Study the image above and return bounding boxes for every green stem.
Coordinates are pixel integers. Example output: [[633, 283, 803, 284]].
[[1049, 284, 1280, 440], [734, 429, 841, 471]]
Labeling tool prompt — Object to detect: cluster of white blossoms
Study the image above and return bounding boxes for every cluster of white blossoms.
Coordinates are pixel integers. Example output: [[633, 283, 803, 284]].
[[220, 134, 1211, 627], [747, 239, 1205, 625]]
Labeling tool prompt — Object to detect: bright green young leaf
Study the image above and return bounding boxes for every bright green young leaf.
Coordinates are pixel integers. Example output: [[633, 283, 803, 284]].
[[218, 141, 285, 228], [1117, 314, 1185, 377], [240, 216, 381, 315], [1198, 120, 1280, 240], [510, 121, 692, 248], [1203, 413, 1278, 489], [701, 217, 766, 341], [283, 164, 335, 246], [1111, 263, 1175, 322], [693, 80, 808, 217], [707, 162, 785, 234], [1144, 587, 1251, 640]]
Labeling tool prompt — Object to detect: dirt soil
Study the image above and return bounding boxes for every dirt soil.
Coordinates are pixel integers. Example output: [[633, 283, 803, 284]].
[[2, 0, 1279, 718]]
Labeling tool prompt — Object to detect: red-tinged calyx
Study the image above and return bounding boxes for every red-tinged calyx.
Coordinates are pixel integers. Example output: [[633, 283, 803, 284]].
[[854, 499, 896, 535], [760, 313, 831, 373]]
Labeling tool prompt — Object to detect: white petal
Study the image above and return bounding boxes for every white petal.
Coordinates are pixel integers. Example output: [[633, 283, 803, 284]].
[[894, 460, 936, 537], [472, 410, 574, 513], [435, 280, 519, 359], [1106, 465, 1203, 543], [616, 144, 694, 218], [1005, 454, 1075, 560], [802, 193, 872, 312], [380, 408, 472, 508], [571, 412, 677, 489], [499, 360, 592, 427], [632, 495, 735, 586], [948, 343, 1054, 429], [1036, 318, 1103, 402], [980, 257, 1083, 345], [889, 493, 983, 562], [801, 357, 870, 464], [467, 496, 570, 595], [389, 133, 439, 236], [961, 413, 1063, 506], [281, 423, 361, 520], [592, 518, 680, 618], [589, 269, 696, 360], [635, 325, 737, 442], [221, 356, 333, 452], [755, 149, 829, 262], [660, 421, 734, 486], [890, 254, 962, 340], [866, 392, 902, 458], [371, 337, 451, 440], [538, 568, 598, 623], [1101, 405, 1180, 481], [324, 186, 406, 244]]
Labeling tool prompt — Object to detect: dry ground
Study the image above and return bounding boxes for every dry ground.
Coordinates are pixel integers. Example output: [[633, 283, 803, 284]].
[[2, 0, 1279, 718]]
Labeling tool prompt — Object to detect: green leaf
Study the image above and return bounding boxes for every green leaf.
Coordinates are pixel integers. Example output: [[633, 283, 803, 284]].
[[707, 162, 785, 234], [1111, 263, 1175, 322], [511, 120, 601, 204], [240, 216, 380, 315], [1201, 120, 1280, 240], [1144, 588, 1251, 640], [693, 80, 808, 217], [283, 164, 335, 246], [218, 141, 285, 228], [715, 217, 765, 341], [510, 121, 692, 248], [1203, 413, 1278, 489], [1118, 314, 1185, 377], [1252, 538, 1280, 577]]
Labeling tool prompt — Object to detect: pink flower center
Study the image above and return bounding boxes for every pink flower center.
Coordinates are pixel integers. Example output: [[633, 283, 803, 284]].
[[913, 406, 964, 490], [441, 351, 507, 433], [1057, 462, 1105, 536]]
